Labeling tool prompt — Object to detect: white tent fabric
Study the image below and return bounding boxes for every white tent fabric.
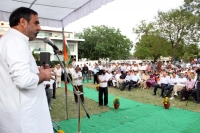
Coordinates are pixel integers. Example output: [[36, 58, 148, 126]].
[[0, 0, 114, 27]]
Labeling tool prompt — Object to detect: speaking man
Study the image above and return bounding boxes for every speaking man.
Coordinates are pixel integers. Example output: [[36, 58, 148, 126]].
[[0, 7, 54, 133]]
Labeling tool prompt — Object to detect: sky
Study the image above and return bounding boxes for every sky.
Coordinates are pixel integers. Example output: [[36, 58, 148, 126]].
[[65, 0, 184, 44]]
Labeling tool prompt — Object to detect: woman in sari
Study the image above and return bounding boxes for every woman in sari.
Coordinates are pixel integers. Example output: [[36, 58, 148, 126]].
[[146, 71, 156, 89]]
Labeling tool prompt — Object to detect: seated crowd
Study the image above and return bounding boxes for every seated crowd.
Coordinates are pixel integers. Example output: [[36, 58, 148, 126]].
[[81, 62, 200, 105]]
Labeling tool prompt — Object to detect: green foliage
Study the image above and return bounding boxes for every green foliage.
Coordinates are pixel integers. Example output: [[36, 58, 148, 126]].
[[155, 8, 200, 61], [133, 7, 200, 62], [113, 97, 120, 105], [133, 35, 171, 62], [32, 50, 40, 61], [75, 25, 133, 60], [182, 44, 200, 62]]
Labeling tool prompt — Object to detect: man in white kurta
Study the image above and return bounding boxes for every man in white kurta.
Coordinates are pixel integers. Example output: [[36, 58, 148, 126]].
[[0, 7, 53, 133]]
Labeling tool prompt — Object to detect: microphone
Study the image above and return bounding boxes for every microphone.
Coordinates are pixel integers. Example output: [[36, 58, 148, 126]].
[[43, 37, 59, 51]]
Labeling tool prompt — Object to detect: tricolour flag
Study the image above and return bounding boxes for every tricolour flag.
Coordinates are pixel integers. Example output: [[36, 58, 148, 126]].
[[63, 37, 71, 64]]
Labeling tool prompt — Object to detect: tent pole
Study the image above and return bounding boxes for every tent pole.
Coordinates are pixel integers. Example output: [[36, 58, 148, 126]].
[[62, 27, 69, 120]]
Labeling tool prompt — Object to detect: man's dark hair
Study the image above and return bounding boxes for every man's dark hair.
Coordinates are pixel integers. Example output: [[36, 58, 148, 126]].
[[9, 7, 38, 27]]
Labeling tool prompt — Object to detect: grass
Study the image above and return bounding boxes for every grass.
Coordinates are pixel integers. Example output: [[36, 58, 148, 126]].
[[84, 83, 200, 113], [50, 87, 110, 122], [51, 82, 199, 122]]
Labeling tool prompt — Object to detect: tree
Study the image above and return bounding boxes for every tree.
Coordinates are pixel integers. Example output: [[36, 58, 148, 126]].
[[155, 8, 200, 61], [32, 50, 40, 61], [182, 43, 200, 62], [75, 25, 133, 60], [133, 34, 171, 62], [183, 0, 200, 15]]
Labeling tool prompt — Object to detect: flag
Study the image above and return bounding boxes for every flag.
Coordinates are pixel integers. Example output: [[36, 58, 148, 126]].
[[63, 37, 71, 63]]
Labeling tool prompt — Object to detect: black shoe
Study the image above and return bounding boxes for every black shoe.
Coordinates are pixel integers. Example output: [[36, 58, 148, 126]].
[[194, 100, 197, 103], [99, 105, 102, 107], [152, 93, 156, 96]]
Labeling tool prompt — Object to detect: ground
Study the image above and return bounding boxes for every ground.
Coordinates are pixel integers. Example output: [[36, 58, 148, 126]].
[[50, 82, 199, 122]]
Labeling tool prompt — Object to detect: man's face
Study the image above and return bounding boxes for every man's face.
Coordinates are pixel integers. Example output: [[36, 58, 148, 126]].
[[75, 68, 79, 72], [24, 14, 41, 41], [163, 72, 166, 77], [188, 75, 192, 80], [56, 65, 60, 69], [181, 73, 185, 78], [172, 73, 176, 77]]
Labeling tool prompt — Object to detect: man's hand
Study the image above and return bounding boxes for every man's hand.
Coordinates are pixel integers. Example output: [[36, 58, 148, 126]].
[[38, 67, 55, 84], [46, 84, 50, 88]]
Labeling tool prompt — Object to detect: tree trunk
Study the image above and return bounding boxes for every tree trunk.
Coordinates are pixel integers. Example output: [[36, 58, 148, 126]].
[[153, 57, 157, 63], [171, 44, 175, 63]]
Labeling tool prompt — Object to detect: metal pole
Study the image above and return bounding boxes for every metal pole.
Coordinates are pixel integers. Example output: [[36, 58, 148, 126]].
[[62, 27, 69, 119], [77, 91, 81, 133], [54, 51, 89, 132]]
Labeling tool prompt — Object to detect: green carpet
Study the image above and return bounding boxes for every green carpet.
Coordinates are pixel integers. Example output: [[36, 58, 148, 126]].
[[58, 84, 200, 133]]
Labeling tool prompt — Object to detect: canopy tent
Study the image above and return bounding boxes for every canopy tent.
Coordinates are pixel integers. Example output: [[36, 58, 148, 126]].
[[0, 0, 114, 27]]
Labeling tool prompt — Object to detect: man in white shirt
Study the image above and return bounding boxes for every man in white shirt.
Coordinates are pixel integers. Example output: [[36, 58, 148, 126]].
[[54, 64, 62, 88], [98, 68, 109, 107], [170, 72, 187, 100], [153, 72, 169, 97], [163, 72, 178, 97], [128, 71, 141, 91], [44, 64, 55, 110], [120, 63, 126, 73], [0, 7, 54, 133], [142, 63, 147, 71], [72, 66, 84, 103], [180, 75, 195, 101], [121, 71, 131, 91], [112, 71, 118, 88], [106, 70, 113, 87]]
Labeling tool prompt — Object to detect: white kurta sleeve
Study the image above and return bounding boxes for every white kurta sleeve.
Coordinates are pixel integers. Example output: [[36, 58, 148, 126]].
[[3, 39, 39, 89]]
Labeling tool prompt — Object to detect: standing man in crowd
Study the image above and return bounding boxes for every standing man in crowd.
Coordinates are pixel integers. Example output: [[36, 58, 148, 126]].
[[93, 63, 100, 84], [98, 68, 109, 107], [72, 66, 84, 103], [54, 64, 62, 88], [0, 7, 54, 133], [43, 63, 55, 110], [82, 63, 89, 83]]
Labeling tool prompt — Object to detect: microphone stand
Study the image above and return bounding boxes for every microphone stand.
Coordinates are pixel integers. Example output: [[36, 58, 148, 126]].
[[53, 49, 90, 133]]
